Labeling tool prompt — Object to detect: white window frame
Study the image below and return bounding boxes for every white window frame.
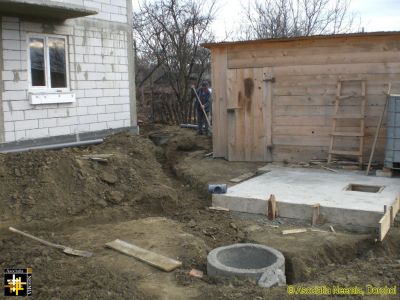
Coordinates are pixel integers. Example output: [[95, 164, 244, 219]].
[[27, 33, 70, 93]]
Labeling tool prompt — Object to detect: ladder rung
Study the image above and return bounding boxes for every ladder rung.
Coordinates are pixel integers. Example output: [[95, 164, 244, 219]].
[[329, 150, 362, 156], [333, 114, 364, 119], [331, 131, 364, 137]]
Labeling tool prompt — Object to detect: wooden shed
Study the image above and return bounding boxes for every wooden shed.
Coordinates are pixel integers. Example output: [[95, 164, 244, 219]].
[[203, 32, 400, 163]]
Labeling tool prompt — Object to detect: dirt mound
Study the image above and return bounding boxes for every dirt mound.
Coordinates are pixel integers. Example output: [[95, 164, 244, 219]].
[[0, 132, 178, 224]]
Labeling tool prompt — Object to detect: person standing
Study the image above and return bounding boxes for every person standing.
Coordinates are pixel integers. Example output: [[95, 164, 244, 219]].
[[195, 81, 211, 135]]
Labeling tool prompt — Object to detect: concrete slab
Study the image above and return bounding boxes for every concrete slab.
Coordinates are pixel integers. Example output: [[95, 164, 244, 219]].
[[213, 167, 400, 227], [0, 0, 98, 20]]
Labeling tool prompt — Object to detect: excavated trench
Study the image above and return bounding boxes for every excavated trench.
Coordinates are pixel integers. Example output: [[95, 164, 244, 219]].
[[147, 130, 400, 288]]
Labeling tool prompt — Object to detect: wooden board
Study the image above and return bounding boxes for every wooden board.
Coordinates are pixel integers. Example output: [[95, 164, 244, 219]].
[[267, 194, 277, 220], [105, 239, 182, 272], [263, 67, 273, 161], [227, 67, 271, 161], [227, 36, 400, 69], [311, 204, 320, 225], [229, 172, 256, 183], [379, 211, 391, 242], [282, 228, 307, 235], [211, 47, 228, 158]]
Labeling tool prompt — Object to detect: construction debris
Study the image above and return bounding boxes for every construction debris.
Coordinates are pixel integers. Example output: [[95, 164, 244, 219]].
[[188, 269, 203, 278], [282, 228, 307, 235], [9, 227, 93, 257], [229, 172, 256, 183], [309, 161, 338, 173], [79, 154, 114, 163], [105, 239, 182, 272], [208, 206, 230, 212], [256, 165, 271, 175], [310, 228, 328, 233]]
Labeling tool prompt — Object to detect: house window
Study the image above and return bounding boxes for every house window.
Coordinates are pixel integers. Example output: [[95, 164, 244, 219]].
[[28, 34, 69, 92]]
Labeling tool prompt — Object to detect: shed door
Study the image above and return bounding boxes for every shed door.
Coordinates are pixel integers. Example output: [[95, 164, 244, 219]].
[[227, 67, 273, 161]]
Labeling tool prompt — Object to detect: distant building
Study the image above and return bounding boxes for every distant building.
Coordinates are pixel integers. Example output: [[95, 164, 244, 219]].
[[0, 0, 137, 150]]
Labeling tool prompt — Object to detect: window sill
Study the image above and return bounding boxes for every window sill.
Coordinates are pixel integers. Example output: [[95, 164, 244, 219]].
[[29, 92, 76, 105]]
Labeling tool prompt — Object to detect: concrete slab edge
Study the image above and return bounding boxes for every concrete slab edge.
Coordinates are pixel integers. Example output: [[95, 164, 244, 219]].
[[213, 194, 383, 228]]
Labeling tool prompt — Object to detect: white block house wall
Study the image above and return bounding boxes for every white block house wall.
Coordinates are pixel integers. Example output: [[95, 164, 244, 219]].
[[0, 0, 137, 146]]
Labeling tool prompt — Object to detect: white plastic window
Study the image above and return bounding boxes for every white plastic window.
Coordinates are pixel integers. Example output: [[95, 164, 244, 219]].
[[28, 34, 69, 92]]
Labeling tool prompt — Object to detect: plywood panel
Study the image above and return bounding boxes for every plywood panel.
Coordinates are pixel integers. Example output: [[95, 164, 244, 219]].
[[211, 47, 228, 158]]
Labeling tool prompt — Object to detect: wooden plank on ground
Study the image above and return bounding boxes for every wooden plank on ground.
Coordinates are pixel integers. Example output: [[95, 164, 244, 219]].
[[229, 172, 256, 183], [105, 239, 182, 272], [379, 210, 391, 242], [282, 228, 307, 235], [208, 206, 230, 212]]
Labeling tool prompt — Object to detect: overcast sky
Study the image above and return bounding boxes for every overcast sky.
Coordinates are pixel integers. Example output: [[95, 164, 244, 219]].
[[133, 0, 400, 41]]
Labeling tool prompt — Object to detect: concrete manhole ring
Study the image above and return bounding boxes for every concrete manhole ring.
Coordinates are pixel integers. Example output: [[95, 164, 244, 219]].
[[207, 243, 286, 288]]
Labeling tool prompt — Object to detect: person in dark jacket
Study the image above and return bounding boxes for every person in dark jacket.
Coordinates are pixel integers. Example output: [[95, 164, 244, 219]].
[[194, 81, 211, 135]]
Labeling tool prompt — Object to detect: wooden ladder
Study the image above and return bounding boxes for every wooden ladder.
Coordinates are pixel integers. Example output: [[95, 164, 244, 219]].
[[328, 80, 366, 168]]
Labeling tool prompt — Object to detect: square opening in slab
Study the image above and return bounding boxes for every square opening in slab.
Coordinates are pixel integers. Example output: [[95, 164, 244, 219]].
[[345, 184, 384, 193]]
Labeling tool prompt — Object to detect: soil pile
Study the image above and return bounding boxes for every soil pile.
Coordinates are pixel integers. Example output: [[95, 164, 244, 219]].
[[0, 132, 178, 223]]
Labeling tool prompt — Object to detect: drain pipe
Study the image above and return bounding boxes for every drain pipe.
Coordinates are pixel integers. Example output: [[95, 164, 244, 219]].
[[1, 139, 104, 154]]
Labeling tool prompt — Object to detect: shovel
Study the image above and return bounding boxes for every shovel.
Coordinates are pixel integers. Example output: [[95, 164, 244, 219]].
[[192, 87, 212, 133], [9, 227, 93, 257]]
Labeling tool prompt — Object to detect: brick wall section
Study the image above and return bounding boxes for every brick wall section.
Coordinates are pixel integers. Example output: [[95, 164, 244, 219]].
[[1, 0, 133, 142]]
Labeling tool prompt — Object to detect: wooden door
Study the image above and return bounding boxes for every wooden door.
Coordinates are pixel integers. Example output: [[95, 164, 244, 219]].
[[226, 67, 273, 161]]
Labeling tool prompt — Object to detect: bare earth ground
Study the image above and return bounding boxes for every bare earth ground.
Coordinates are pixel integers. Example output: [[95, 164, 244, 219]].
[[0, 125, 399, 299]]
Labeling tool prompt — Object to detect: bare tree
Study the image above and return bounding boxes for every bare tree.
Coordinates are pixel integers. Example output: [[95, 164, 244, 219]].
[[133, 0, 215, 124], [241, 0, 359, 40]]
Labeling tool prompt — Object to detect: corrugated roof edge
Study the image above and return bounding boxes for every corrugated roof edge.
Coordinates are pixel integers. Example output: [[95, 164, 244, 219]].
[[201, 31, 400, 48]]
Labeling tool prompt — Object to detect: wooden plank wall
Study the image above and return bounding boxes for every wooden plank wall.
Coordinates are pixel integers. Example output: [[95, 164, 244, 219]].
[[213, 35, 400, 162], [226, 68, 266, 161], [211, 47, 228, 158]]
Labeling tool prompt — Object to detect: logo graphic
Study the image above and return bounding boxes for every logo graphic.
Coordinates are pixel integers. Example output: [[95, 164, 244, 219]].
[[4, 268, 32, 297]]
